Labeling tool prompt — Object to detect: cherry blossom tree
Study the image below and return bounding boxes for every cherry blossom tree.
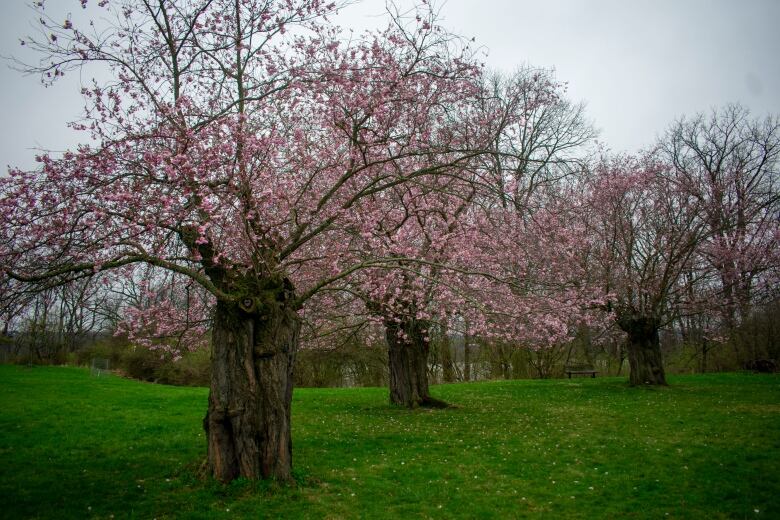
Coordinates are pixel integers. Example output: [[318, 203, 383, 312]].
[[329, 67, 597, 406], [353, 178, 478, 408], [456, 194, 605, 357], [584, 155, 706, 385], [455, 68, 599, 379], [0, 0, 492, 482]]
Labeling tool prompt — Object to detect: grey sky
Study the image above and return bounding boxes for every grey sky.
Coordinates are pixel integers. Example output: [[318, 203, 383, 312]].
[[2, 0, 779, 170]]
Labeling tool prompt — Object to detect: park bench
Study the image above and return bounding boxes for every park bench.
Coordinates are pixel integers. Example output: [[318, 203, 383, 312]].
[[564, 362, 597, 379]]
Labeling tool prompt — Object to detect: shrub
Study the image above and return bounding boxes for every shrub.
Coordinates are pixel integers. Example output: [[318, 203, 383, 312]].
[[154, 347, 211, 386]]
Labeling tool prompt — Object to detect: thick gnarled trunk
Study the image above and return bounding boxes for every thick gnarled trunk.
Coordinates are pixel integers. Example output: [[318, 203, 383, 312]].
[[204, 297, 300, 482], [620, 316, 667, 386], [385, 317, 446, 408]]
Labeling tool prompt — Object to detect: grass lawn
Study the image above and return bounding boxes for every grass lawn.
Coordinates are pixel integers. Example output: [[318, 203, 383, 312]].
[[0, 365, 778, 519]]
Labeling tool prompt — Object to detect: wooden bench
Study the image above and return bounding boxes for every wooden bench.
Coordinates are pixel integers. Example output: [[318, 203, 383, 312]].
[[565, 363, 597, 379]]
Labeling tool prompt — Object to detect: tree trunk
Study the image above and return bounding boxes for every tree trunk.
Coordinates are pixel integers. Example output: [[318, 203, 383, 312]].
[[613, 340, 625, 376], [463, 333, 471, 382], [620, 316, 667, 386], [440, 333, 454, 383], [700, 337, 709, 373], [204, 295, 300, 483], [385, 317, 446, 408]]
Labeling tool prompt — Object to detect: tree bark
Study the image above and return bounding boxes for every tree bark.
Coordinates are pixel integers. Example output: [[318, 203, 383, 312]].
[[619, 316, 667, 386], [463, 333, 471, 382], [440, 333, 454, 383], [700, 337, 709, 373], [204, 291, 300, 483], [384, 317, 446, 408]]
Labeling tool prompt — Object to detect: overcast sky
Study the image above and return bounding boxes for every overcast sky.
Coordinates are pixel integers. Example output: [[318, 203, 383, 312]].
[[2, 0, 779, 170]]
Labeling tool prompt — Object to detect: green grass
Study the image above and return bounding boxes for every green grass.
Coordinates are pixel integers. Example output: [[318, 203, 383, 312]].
[[1, 366, 778, 519]]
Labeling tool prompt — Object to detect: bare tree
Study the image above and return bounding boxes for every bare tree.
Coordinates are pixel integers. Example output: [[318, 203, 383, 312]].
[[660, 105, 780, 363]]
